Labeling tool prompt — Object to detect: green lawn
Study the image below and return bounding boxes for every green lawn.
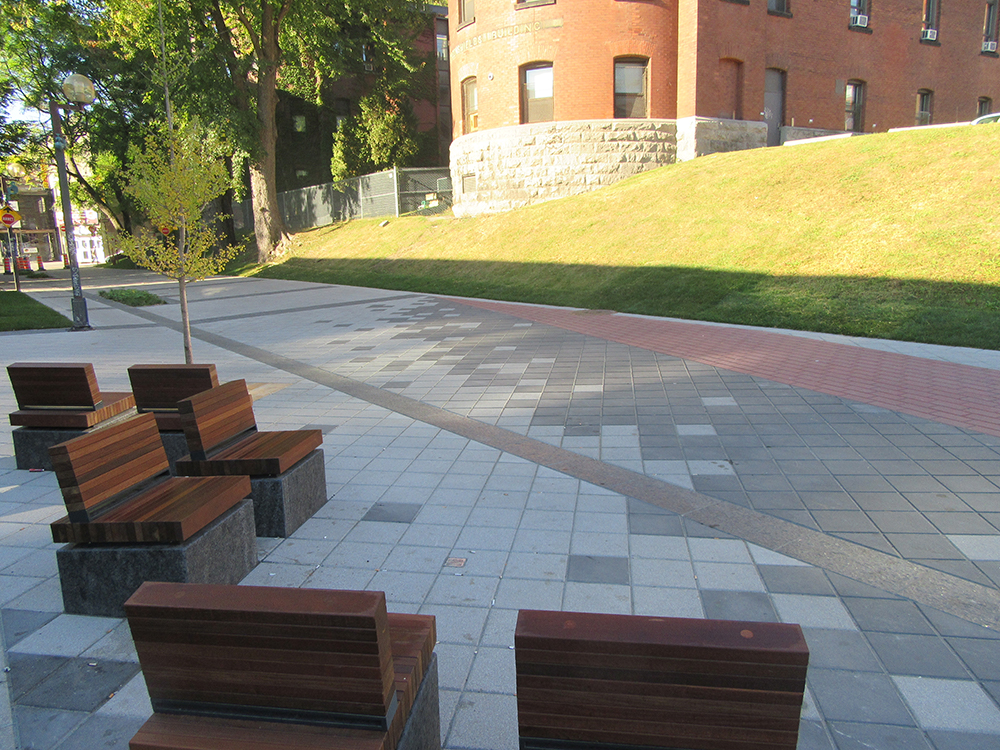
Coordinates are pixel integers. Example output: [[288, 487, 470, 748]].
[[244, 124, 1000, 349], [0, 291, 71, 331]]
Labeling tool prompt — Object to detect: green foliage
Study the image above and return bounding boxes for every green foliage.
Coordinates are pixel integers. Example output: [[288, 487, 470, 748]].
[[0, 290, 71, 331], [98, 288, 165, 306], [114, 120, 242, 280], [331, 79, 422, 180]]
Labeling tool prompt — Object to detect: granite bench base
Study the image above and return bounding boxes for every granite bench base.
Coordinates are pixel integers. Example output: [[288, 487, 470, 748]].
[[399, 652, 441, 750], [12, 412, 138, 470], [250, 449, 327, 537], [159, 431, 190, 472], [56, 499, 257, 617]]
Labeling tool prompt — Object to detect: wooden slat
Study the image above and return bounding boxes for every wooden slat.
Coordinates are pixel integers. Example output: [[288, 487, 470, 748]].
[[50, 476, 250, 544], [177, 380, 257, 457], [9, 391, 136, 428], [175, 430, 323, 477], [7, 362, 101, 409], [514, 609, 808, 750], [129, 713, 390, 750]]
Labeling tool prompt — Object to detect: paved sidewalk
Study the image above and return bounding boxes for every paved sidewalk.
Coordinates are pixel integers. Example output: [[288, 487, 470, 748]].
[[2, 268, 1000, 750]]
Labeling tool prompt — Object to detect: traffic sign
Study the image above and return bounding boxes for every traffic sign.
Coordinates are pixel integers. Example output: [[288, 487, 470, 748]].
[[1, 208, 21, 227]]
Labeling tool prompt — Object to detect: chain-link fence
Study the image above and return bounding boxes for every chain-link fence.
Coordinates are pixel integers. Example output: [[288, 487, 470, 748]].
[[232, 168, 452, 233]]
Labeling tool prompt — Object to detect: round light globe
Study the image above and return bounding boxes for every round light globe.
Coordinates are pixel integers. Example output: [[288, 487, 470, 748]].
[[61, 74, 96, 106], [5, 163, 25, 179]]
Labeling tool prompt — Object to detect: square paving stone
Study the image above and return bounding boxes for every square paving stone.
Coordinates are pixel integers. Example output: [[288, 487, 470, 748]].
[[866, 632, 971, 678], [699, 590, 777, 622], [758, 565, 837, 595], [8, 653, 68, 700], [13, 705, 88, 750], [808, 669, 915, 725], [361, 502, 422, 523], [54, 713, 149, 750], [892, 675, 1000, 732], [927, 730, 1000, 750], [885, 533, 964, 559], [842, 598, 934, 634], [565, 555, 629, 585], [1, 609, 59, 648], [947, 637, 1000, 680], [801, 628, 882, 671], [18, 658, 140, 712], [824, 722, 935, 750]]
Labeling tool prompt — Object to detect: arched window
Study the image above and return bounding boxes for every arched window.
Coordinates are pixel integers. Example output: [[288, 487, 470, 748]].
[[461, 77, 478, 134], [614, 58, 648, 118], [521, 63, 553, 123]]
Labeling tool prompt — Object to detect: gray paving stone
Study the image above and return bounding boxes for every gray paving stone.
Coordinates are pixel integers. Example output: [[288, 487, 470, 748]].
[[758, 565, 837, 595], [893, 675, 1000, 732], [808, 669, 916, 725], [842, 598, 935, 634], [947, 637, 1000, 680], [825, 721, 934, 750], [801, 628, 883, 672], [700, 591, 777, 622], [867, 633, 971, 678], [13, 705, 88, 750]]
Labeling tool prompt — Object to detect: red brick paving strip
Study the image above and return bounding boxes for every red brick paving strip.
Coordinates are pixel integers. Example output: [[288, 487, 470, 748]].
[[451, 299, 1000, 439]]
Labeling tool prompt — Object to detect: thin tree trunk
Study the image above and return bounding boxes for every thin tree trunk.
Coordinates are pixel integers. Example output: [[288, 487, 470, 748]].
[[177, 224, 192, 364]]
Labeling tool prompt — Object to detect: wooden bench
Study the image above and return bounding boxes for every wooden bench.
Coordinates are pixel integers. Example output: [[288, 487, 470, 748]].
[[127, 364, 220, 465], [515, 609, 809, 750], [174, 379, 326, 537], [7, 362, 136, 469], [48, 413, 257, 617], [125, 582, 440, 750]]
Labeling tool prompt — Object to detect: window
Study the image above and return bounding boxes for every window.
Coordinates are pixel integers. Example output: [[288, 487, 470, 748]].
[[614, 58, 648, 118], [979, 97, 993, 117], [521, 63, 553, 123], [436, 33, 448, 62], [985, 2, 999, 50], [461, 77, 478, 134], [460, 0, 474, 26], [923, 0, 939, 32], [845, 80, 865, 132], [916, 89, 933, 125], [768, 0, 789, 14], [850, 0, 870, 26], [292, 115, 307, 133]]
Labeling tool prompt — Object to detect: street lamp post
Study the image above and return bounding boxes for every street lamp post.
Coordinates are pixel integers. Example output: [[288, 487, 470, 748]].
[[50, 73, 95, 331]]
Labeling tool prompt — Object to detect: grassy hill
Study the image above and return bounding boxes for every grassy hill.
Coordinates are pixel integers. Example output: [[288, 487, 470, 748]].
[[244, 124, 1000, 349]]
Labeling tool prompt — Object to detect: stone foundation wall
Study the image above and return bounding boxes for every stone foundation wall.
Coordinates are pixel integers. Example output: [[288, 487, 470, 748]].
[[674, 117, 768, 162], [450, 120, 677, 217], [780, 126, 851, 144]]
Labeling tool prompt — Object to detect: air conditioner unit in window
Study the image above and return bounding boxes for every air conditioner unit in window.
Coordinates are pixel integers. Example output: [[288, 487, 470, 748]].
[[850, 14, 869, 28], [984, 40, 999, 52], [922, 28, 938, 41]]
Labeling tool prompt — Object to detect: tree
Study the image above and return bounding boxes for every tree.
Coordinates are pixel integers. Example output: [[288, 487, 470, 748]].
[[104, 0, 426, 263], [114, 121, 242, 363]]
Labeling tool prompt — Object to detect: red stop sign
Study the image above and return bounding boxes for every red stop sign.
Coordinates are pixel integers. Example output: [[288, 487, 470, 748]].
[[1, 213, 16, 227]]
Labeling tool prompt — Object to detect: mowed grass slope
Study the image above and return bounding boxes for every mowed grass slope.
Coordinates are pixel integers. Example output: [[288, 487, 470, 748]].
[[249, 125, 1000, 348]]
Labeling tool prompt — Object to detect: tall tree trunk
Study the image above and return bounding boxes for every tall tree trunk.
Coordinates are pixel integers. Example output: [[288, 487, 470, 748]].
[[251, 4, 288, 264]]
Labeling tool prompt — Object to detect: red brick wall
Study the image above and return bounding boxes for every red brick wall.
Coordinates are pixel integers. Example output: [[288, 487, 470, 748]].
[[451, 0, 1000, 138], [449, 0, 678, 135]]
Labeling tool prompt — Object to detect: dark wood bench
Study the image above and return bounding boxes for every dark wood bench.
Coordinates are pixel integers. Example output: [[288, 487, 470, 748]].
[[127, 364, 219, 432], [124, 582, 440, 750], [127, 364, 219, 465], [173, 379, 326, 537], [7, 362, 136, 469], [48, 413, 257, 616], [515, 609, 809, 750]]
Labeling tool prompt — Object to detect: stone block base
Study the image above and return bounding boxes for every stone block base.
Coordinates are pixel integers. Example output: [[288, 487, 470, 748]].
[[399, 653, 441, 750], [56, 499, 257, 617], [159, 431, 190, 473], [13, 426, 88, 471], [250, 449, 327, 537]]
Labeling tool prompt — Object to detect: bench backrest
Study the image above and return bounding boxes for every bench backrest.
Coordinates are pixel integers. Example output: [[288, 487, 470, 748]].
[[128, 364, 219, 414], [515, 609, 809, 750], [177, 380, 257, 460], [8, 362, 101, 410], [125, 582, 398, 729], [48, 413, 169, 522]]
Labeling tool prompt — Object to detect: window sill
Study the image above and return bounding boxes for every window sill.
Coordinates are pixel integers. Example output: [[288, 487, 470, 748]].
[[919, 37, 941, 46], [516, 0, 556, 7], [767, 10, 793, 19], [848, 24, 873, 34], [720, 0, 750, 5], [981, 50, 1000, 58], [457, 19, 475, 30]]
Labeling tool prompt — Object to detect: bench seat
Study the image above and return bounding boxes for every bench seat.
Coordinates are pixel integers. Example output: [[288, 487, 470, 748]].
[[48, 413, 257, 616], [172, 380, 327, 536], [128, 364, 220, 433], [515, 609, 809, 750], [125, 583, 439, 750], [8, 362, 135, 429]]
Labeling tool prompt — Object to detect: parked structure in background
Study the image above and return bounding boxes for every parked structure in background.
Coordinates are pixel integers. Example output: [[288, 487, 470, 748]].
[[448, 0, 1000, 215]]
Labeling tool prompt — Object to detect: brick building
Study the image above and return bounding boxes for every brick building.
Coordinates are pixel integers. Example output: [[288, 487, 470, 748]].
[[448, 0, 1000, 215]]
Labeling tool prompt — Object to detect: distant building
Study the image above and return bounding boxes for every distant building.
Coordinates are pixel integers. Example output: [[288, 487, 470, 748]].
[[449, 0, 1000, 215]]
